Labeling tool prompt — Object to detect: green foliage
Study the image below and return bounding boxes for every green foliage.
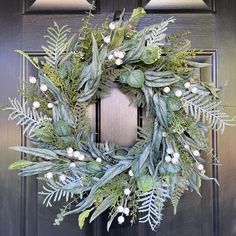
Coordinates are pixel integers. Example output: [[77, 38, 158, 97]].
[[137, 175, 154, 192], [129, 7, 146, 23], [128, 127, 151, 156], [78, 208, 94, 229], [4, 98, 46, 137], [10, 146, 58, 160], [127, 70, 145, 88], [144, 71, 181, 88], [182, 91, 235, 133], [139, 17, 175, 46], [141, 45, 162, 64], [171, 175, 188, 215], [42, 63, 65, 91], [40, 179, 74, 207], [138, 183, 169, 231], [19, 162, 55, 176], [119, 84, 146, 107], [53, 120, 71, 136], [42, 22, 71, 68], [8, 160, 33, 170]]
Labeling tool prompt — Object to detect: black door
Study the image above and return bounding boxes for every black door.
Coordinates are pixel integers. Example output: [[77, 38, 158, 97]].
[[1, 1, 236, 236]]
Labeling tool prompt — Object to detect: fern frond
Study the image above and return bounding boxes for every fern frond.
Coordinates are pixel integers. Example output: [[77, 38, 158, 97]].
[[73, 101, 91, 137], [40, 178, 74, 207], [138, 184, 169, 231], [93, 76, 115, 99], [171, 176, 188, 215], [4, 98, 46, 137], [119, 85, 146, 108], [128, 127, 150, 156], [139, 17, 176, 46], [182, 91, 235, 133], [42, 22, 71, 68]]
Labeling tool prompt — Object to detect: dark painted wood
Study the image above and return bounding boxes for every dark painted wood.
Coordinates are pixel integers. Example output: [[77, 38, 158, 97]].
[[1, 0, 236, 236]]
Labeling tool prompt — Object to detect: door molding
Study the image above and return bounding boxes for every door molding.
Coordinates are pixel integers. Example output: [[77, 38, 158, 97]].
[[19, 50, 219, 236]]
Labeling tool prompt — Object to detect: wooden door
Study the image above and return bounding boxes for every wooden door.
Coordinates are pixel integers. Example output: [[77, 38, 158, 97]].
[[0, 1, 236, 236]]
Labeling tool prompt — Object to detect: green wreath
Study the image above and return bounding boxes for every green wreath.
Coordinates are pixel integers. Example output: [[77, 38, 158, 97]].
[[4, 7, 235, 231]]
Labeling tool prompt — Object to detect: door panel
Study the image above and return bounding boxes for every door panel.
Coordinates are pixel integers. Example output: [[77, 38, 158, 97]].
[[1, 1, 236, 236]]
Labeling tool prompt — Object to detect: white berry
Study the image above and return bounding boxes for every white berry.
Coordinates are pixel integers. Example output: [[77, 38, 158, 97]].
[[171, 157, 179, 165], [184, 82, 191, 89], [162, 132, 167, 137], [184, 144, 190, 149], [197, 164, 204, 171], [128, 170, 134, 177], [47, 103, 53, 109], [191, 87, 198, 94], [173, 152, 180, 159], [163, 87, 170, 93], [73, 151, 81, 158], [66, 147, 74, 157], [59, 174, 66, 181], [103, 36, 111, 44], [166, 148, 173, 154], [40, 84, 48, 92], [96, 157, 102, 163], [33, 101, 40, 108], [29, 76, 37, 84], [109, 22, 116, 30], [45, 172, 53, 179], [165, 155, 172, 163], [123, 207, 130, 216], [117, 51, 125, 59], [175, 90, 183, 97], [69, 162, 76, 168], [78, 154, 85, 161], [124, 188, 131, 196], [117, 206, 124, 213], [115, 58, 123, 66], [193, 150, 200, 157], [118, 215, 125, 224], [108, 54, 114, 60], [114, 51, 120, 58]]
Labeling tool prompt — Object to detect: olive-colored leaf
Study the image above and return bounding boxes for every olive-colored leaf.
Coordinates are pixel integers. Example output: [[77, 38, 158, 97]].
[[9, 160, 33, 170], [137, 175, 155, 192], [78, 208, 94, 229]]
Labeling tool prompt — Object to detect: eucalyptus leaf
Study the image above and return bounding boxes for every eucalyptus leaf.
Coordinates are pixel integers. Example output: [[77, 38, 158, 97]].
[[187, 60, 211, 68], [127, 70, 145, 88], [19, 162, 55, 176], [153, 94, 168, 127], [145, 71, 180, 87], [137, 175, 154, 192], [64, 160, 131, 216], [159, 162, 181, 174], [10, 146, 58, 160], [90, 195, 114, 223], [53, 120, 71, 137]]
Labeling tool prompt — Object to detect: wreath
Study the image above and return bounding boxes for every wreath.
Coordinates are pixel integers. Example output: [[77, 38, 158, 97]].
[[4, 7, 235, 231]]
